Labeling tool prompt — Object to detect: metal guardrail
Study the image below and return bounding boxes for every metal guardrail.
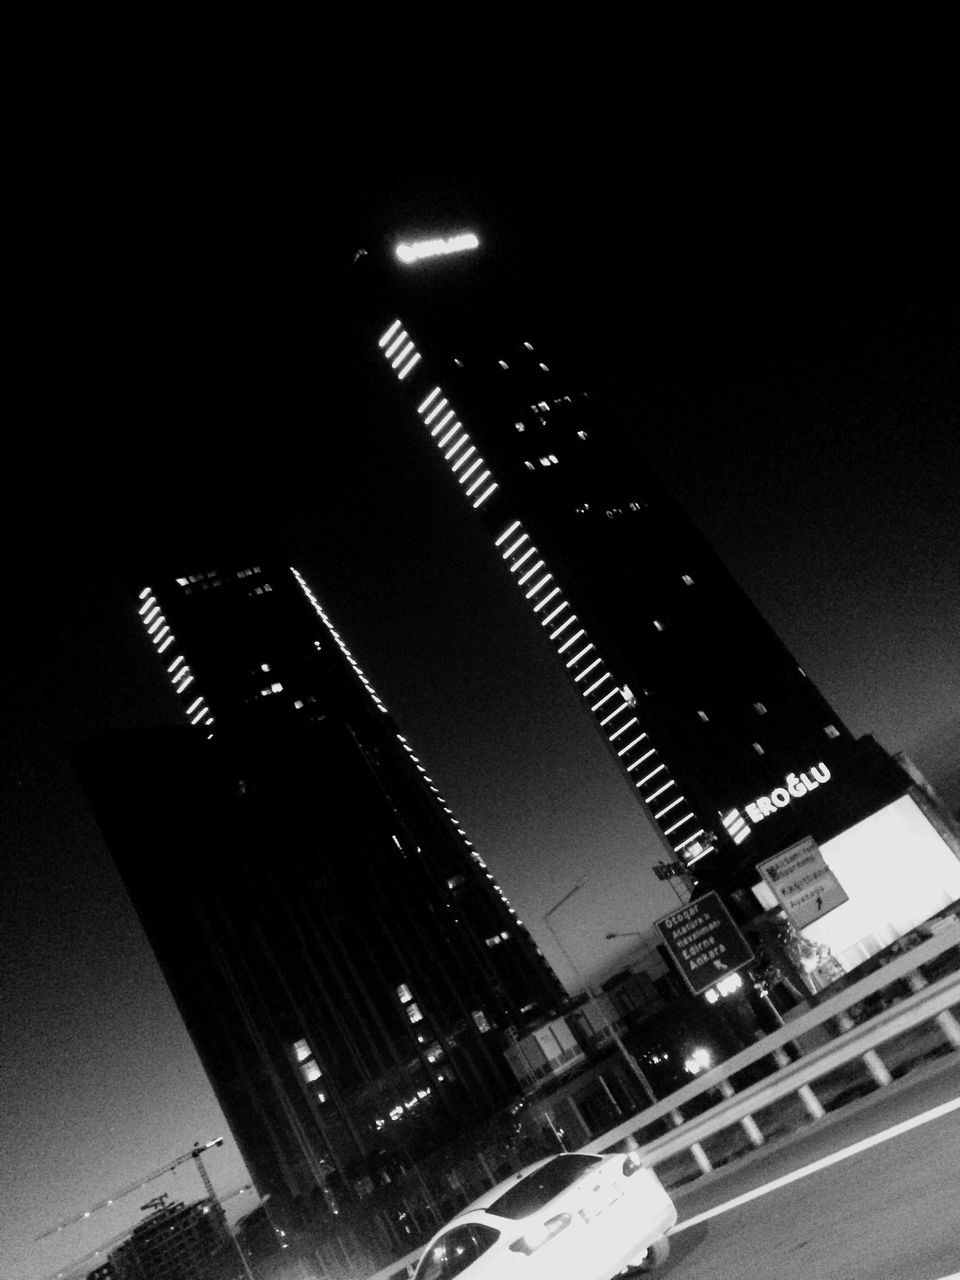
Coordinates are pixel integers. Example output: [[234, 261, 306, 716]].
[[362, 921, 960, 1280]]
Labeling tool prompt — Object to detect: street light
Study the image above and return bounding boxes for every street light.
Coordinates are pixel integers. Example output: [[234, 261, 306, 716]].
[[543, 883, 656, 1104]]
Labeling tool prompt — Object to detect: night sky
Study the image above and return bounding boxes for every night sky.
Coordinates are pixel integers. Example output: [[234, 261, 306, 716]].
[[3, 148, 958, 1279]]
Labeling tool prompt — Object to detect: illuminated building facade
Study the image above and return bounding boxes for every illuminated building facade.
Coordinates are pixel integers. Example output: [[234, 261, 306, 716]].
[[76, 563, 563, 1254], [109, 1199, 224, 1280], [351, 234, 911, 887]]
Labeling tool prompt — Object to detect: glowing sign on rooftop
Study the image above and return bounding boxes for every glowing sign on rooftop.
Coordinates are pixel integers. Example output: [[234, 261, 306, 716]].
[[395, 232, 479, 264]]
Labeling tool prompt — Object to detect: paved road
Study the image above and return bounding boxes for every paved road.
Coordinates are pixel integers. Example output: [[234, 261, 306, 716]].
[[662, 1058, 960, 1280]]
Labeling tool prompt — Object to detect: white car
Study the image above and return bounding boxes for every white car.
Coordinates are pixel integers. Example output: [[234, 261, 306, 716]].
[[412, 1149, 677, 1280]]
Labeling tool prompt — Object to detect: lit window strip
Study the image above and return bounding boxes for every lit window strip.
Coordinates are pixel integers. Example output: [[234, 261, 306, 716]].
[[636, 764, 666, 787], [565, 643, 593, 668], [511, 546, 536, 573], [550, 615, 576, 639], [138, 587, 152, 600], [542, 600, 567, 625], [663, 812, 695, 837], [591, 688, 618, 712], [466, 470, 490, 497], [556, 628, 584, 654], [581, 667, 608, 692], [616, 733, 648, 756], [526, 574, 552, 598], [391, 341, 414, 368], [425, 399, 448, 426], [445, 434, 469, 459], [627, 749, 657, 772], [655, 796, 684, 819], [608, 716, 638, 741], [418, 387, 441, 413], [398, 353, 421, 379], [438, 422, 460, 447], [451, 446, 476, 472], [600, 700, 630, 726], [533, 587, 560, 613], [459, 457, 483, 483], [517, 560, 544, 586], [158, 636, 173, 653], [503, 533, 529, 558], [674, 829, 705, 853], [380, 320, 402, 347], [496, 520, 521, 546], [385, 331, 407, 359], [431, 410, 455, 437]]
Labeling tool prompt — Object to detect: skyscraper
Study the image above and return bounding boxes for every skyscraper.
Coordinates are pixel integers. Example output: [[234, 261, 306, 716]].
[[351, 231, 914, 894], [76, 562, 563, 1261]]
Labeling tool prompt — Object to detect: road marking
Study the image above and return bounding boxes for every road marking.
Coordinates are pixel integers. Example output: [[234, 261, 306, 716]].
[[670, 1095, 960, 1235]]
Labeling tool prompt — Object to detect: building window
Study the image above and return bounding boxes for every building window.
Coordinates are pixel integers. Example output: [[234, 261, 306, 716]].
[[754, 702, 767, 714], [425, 1042, 444, 1063], [301, 1059, 322, 1083], [515, 421, 526, 432], [577, 429, 588, 440], [293, 1039, 311, 1062], [472, 1010, 491, 1033], [825, 724, 840, 738], [406, 1002, 424, 1024], [524, 460, 535, 470], [682, 574, 694, 586], [523, 341, 533, 350], [753, 742, 765, 755], [698, 709, 709, 722], [653, 620, 664, 632], [498, 359, 509, 369], [397, 983, 412, 1004], [539, 362, 549, 372]]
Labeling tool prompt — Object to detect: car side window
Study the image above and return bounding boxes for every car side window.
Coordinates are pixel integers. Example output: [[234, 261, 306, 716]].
[[414, 1224, 499, 1280]]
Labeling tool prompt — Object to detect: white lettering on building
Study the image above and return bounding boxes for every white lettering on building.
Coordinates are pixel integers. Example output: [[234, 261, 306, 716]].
[[744, 762, 832, 825]]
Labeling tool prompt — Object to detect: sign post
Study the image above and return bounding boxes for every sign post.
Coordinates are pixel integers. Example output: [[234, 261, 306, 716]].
[[656, 892, 754, 996], [758, 835, 848, 930]]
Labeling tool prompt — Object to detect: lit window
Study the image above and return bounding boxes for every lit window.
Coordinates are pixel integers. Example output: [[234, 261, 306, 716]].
[[425, 1042, 444, 1063], [271, 682, 283, 693], [293, 1039, 311, 1062], [294, 699, 304, 709], [539, 456, 552, 466], [653, 620, 664, 632], [499, 359, 509, 369], [453, 357, 463, 367], [406, 1003, 423, 1024], [539, 362, 549, 372], [397, 983, 412, 1004], [754, 702, 767, 714], [261, 663, 270, 672], [753, 742, 765, 755], [825, 724, 840, 738], [548, 454, 558, 463], [515, 421, 526, 432], [698, 710, 709, 722], [524, 460, 535, 470], [577, 430, 588, 440], [301, 1060, 322, 1083], [485, 934, 503, 948], [523, 341, 533, 350], [682, 574, 694, 585], [317, 1091, 326, 1103], [472, 1010, 491, 1033]]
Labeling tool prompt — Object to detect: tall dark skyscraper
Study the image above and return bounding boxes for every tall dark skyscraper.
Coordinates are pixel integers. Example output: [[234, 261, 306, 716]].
[[76, 563, 563, 1260], [351, 231, 913, 893]]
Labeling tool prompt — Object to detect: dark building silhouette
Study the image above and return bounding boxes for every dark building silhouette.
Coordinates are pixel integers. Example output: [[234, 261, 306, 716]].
[[351, 233, 912, 890], [76, 564, 563, 1260], [109, 1198, 224, 1280]]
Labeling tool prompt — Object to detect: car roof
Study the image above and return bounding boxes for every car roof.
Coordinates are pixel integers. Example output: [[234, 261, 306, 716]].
[[434, 1149, 606, 1224]]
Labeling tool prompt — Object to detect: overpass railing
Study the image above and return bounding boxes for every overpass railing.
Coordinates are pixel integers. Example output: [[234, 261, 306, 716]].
[[364, 919, 960, 1280]]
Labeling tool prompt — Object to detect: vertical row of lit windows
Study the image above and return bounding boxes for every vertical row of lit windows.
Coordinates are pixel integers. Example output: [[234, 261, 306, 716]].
[[493, 521, 711, 859], [291, 568, 533, 927], [378, 319, 422, 380], [374, 322, 712, 864], [137, 587, 215, 739]]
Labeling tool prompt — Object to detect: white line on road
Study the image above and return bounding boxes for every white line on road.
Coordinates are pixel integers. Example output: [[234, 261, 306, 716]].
[[670, 1095, 960, 1235]]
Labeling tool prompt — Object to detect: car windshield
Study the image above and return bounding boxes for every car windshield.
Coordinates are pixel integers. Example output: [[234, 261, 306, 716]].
[[486, 1154, 602, 1219]]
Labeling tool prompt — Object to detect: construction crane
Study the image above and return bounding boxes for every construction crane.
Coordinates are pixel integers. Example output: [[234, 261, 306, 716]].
[[43, 1184, 256, 1280], [36, 1137, 225, 1241]]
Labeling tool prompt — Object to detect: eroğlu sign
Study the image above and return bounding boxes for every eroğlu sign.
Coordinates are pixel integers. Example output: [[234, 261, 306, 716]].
[[656, 892, 754, 995], [758, 835, 848, 930]]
